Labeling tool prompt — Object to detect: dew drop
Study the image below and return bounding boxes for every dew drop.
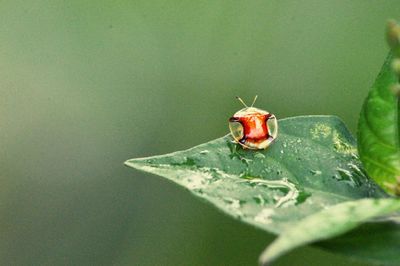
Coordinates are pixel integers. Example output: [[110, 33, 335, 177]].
[[334, 167, 361, 187], [253, 194, 266, 205], [254, 153, 266, 159], [264, 167, 272, 173], [310, 170, 322, 176]]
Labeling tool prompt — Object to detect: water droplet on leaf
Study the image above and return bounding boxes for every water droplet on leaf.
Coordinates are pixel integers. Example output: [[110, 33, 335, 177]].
[[310, 170, 322, 176]]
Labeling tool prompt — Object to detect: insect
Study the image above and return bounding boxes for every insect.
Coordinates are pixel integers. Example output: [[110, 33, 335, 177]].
[[228, 96, 278, 150]]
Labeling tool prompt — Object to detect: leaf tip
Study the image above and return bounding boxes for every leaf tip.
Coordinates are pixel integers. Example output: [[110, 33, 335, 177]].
[[258, 248, 274, 266], [124, 158, 142, 169]]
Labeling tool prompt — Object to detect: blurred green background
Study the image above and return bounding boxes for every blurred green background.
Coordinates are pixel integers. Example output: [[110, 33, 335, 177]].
[[1, 1, 400, 265]]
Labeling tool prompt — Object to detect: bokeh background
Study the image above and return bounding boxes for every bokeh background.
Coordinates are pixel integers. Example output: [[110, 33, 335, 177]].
[[1, 1, 400, 265]]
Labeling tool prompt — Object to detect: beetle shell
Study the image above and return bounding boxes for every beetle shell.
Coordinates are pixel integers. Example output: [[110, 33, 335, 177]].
[[229, 107, 278, 150]]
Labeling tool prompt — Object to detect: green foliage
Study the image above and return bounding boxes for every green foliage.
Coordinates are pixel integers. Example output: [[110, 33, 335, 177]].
[[126, 22, 400, 265], [125, 116, 400, 264], [319, 221, 400, 265], [258, 198, 400, 265], [125, 116, 386, 234], [357, 53, 400, 195]]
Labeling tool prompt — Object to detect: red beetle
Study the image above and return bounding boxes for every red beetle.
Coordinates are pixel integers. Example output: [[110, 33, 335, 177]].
[[229, 96, 278, 150]]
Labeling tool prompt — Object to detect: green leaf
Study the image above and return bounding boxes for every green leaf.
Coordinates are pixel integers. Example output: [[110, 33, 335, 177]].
[[358, 52, 400, 194], [259, 198, 400, 265], [319, 220, 400, 265], [125, 115, 386, 236]]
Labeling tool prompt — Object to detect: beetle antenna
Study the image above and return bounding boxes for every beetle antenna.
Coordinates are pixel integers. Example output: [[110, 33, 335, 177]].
[[236, 96, 248, 107], [251, 95, 258, 107]]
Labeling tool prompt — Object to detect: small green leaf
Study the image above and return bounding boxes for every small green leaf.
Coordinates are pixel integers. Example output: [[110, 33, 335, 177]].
[[357, 52, 400, 195], [259, 198, 400, 265], [126, 115, 386, 235]]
